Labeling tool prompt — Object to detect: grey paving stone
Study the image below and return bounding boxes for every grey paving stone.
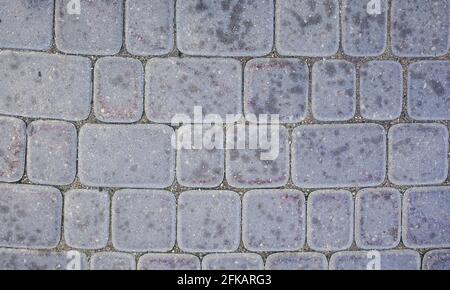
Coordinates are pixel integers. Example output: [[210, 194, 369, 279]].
[[329, 250, 421, 270], [403, 187, 450, 249], [360, 61, 403, 120], [26, 120, 77, 186], [312, 60, 356, 121], [55, 0, 123, 55], [0, 0, 54, 50], [0, 117, 26, 183], [0, 184, 62, 249], [408, 61, 450, 120], [242, 189, 306, 252], [0, 51, 92, 121], [388, 124, 448, 185], [177, 0, 274, 57], [0, 249, 88, 270], [90, 252, 136, 270], [145, 58, 242, 123], [178, 191, 241, 253], [423, 250, 450, 270], [355, 188, 401, 250], [112, 190, 176, 253], [64, 190, 110, 250], [276, 0, 340, 56], [292, 124, 386, 188], [265, 253, 328, 270], [307, 190, 354, 251], [78, 124, 175, 188], [244, 58, 309, 123], [138, 254, 200, 270], [125, 0, 174, 56], [202, 254, 264, 270], [391, 0, 449, 57]]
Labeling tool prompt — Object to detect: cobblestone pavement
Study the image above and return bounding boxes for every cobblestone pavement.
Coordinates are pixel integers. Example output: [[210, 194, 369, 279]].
[[0, 0, 450, 270]]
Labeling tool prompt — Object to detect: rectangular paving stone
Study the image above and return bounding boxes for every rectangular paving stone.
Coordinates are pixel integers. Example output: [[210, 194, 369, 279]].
[[64, 190, 110, 250], [392, 0, 449, 57], [265, 253, 328, 270], [292, 124, 386, 188], [55, 0, 123, 55], [329, 250, 421, 270], [178, 191, 241, 253], [112, 190, 176, 252], [145, 58, 242, 123], [0, 249, 87, 270], [138, 254, 200, 270], [90, 252, 136, 270], [0, 184, 62, 249], [202, 254, 264, 270], [125, 0, 174, 56], [242, 190, 305, 252], [78, 124, 175, 188], [26, 120, 77, 186], [403, 187, 450, 249], [0, 117, 26, 183], [0, 51, 92, 121], [0, 0, 54, 50], [423, 250, 450, 270], [94, 57, 144, 123], [244, 58, 309, 123], [176, 0, 274, 56], [276, 0, 340, 56], [388, 124, 448, 185]]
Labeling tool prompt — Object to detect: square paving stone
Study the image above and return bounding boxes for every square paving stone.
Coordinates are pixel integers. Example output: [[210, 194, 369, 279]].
[[90, 252, 136, 270], [276, 0, 340, 56], [138, 254, 200, 270], [0, 249, 88, 270], [178, 191, 241, 253], [0, 117, 26, 183], [423, 250, 450, 270], [292, 124, 386, 188], [265, 253, 328, 270], [329, 250, 421, 270], [388, 124, 448, 185], [64, 190, 110, 250], [125, 0, 174, 56], [0, 184, 62, 249], [202, 254, 264, 270], [355, 188, 401, 249], [360, 61, 403, 120], [176, 0, 274, 56], [78, 124, 175, 188], [242, 189, 306, 252], [0, 0, 54, 50], [26, 121, 77, 186], [55, 0, 123, 55], [244, 58, 309, 123], [307, 190, 354, 251], [403, 187, 450, 249], [312, 60, 356, 121], [112, 189, 176, 252], [392, 0, 449, 57]]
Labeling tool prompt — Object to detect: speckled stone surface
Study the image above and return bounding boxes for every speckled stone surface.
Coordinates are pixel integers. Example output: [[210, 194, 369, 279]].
[[202, 253, 264, 270], [423, 250, 450, 270], [0, 249, 87, 270], [0, 117, 26, 183], [138, 254, 200, 270], [90, 252, 136, 270], [329, 250, 421, 270], [265, 253, 328, 270]]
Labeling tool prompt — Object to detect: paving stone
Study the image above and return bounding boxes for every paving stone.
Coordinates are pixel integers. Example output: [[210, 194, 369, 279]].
[[145, 58, 242, 123], [0, 249, 87, 270], [391, 0, 449, 57], [403, 187, 450, 249], [78, 124, 175, 188], [242, 189, 306, 252], [176, 0, 274, 56], [26, 120, 77, 186], [408, 61, 450, 120], [138, 254, 200, 270], [202, 254, 264, 270], [265, 253, 328, 270], [244, 58, 309, 123], [360, 61, 403, 120], [0, 0, 54, 50], [64, 190, 110, 250], [292, 124, 386, 188], [329, 250, 421, 270], [178, 191, 240, 253], [388, 124, 448, 185], [0, 117, 26, 183], [125, 0, 174, 56], [276, 0, 340, 56], [307, 190, 354, 251], [94, 57, 143, 123], [423, 250, 450, 270], [312, 60, 356, 121], [55, 0, 123, 55], [90, 252, 136, 270], [0, 184, 62, 249], [355, 188, 401, 250], [112, 190, 176, 252]]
